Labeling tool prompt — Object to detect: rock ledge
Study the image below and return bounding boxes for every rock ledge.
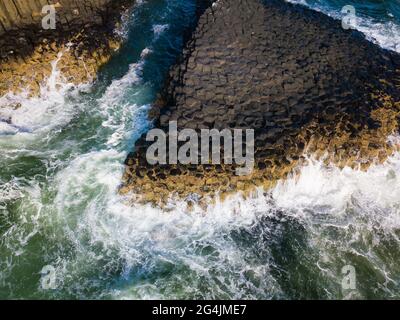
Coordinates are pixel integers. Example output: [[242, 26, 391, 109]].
[[122, 0, 400, 205]]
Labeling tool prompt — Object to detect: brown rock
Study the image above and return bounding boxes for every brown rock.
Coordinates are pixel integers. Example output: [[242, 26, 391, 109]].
[[121, 0, 400, 206]]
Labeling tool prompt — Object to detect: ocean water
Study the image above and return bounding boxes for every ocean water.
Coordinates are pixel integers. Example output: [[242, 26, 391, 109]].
[[286, 0, 400, 52], [0, 0, 399, 299]]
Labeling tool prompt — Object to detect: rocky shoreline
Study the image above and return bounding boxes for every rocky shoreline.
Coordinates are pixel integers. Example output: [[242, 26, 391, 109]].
[[0, 0, 135, 99], [122, 0, 400, 205]]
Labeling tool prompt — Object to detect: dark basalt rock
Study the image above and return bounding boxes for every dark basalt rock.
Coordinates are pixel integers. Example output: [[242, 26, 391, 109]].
[[122, 0, 400, 204], [0, 0, 133, 61], [0, 0, 136, 97]]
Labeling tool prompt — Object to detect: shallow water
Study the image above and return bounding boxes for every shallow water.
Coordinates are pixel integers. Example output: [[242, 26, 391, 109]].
[[0, 0, 399, 299]]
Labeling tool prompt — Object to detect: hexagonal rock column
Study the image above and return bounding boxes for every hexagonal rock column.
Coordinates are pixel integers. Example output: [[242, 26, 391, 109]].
[[0, 0, 135, 97], [122, 0, 400, 205]]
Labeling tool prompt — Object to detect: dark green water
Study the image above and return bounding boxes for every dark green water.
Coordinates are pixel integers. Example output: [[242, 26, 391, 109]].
[[0, 0, 399, 299]]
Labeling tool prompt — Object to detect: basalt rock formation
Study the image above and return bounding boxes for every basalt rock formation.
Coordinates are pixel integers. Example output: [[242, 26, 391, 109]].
[[0, 0, 135, 98], [122, 0, 400, 204]]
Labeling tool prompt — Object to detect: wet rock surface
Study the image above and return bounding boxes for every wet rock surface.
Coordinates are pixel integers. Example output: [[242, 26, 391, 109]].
[[0, 0, 134, 97], [122, 0, 400, 204]]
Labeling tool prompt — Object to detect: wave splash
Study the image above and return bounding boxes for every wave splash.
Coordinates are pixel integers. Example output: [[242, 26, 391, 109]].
[[45, 143, 400, 299], [1, 0, 400, 300], [286, 0, 400, 53], [0, 52, 90, 138]]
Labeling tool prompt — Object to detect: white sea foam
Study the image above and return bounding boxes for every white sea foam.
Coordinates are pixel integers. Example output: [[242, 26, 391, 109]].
[[285, 0, 400, 53], [43, 139, 400, 298], [1, 0, 400, 299], [274, 153, 400, 224], [98, 48, 152, 147], [114, 0, 147, 39], [0, 177, 43, 257], [152, 24, 169, 38], [0, 52, 88, 139], [50, 145, 280, 298]]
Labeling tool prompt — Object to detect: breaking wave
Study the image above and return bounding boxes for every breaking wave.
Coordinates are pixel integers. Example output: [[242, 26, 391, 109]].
[[286, 0, 400, 53], [0, 0, 399, 299]]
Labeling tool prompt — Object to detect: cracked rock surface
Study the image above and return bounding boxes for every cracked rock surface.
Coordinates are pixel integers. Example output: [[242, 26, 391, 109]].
[[0, 0, 134, 98], [122, 0, 400, 205]]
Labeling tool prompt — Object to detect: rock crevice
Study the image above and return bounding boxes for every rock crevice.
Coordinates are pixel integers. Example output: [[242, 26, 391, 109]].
[[122, 0, 400, 204], [0, 0, 135, 97]]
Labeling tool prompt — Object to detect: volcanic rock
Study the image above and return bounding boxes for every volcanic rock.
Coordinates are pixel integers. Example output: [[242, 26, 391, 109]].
[[122, 0, 400, 205]]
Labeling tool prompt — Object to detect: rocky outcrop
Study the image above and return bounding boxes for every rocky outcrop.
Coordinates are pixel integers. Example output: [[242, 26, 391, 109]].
[[122, 0, 400, 205], [0, 0, 135, 97], [0, 0, 113, 34]]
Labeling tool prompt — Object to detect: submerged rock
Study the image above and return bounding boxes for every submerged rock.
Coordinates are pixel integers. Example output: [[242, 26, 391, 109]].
[[122, 0, 400, 205]]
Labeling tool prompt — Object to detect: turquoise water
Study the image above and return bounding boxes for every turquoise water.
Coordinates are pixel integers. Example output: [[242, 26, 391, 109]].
[[0, 0, 399, 299], [287, 0, 400, 52]]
